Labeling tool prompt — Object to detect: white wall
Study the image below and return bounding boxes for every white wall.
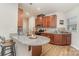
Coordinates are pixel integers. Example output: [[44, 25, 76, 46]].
[[0, 3, 18, 39], [29, 16, 35, 32], [65, 6, 79, 50], [56, 12, 67, 29], [0, 4, 18, 54]]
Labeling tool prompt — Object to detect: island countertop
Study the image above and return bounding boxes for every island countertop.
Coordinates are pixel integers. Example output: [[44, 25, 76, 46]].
[[10, 33, 50, 46]]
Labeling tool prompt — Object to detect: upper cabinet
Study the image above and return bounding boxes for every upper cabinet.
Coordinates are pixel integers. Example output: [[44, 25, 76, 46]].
[[49, 15, 57, 28], [42, 16, 47, 27], [35, 16, 43, 26], [35, 15, 57, 28]]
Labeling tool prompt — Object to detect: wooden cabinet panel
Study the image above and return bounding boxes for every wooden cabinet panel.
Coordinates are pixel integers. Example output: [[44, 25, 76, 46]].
[[46, 16, 50, 27], [53, 34, 62, 45], [62, 34, 67, 45], [50, 15, 57, 28], [46, 15, 57, 28], [37, 17, 43, 25], [42, 16, 47, 27], [53, 34, 71, 45], [41, 33, 71, 46], [42, 15, 57, 28], [35, 16, 43, 26], [35, 15, 57, 28], [32, 46, 42, 56], [66, 34, 71, 45], [47, 16, 51, 27]]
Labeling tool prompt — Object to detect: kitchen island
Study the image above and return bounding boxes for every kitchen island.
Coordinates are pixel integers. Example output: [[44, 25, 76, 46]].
[[10, 33, 50, 56]]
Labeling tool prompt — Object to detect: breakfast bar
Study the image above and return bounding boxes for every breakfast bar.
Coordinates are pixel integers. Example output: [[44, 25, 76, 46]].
[[10, 33, 50, 56]]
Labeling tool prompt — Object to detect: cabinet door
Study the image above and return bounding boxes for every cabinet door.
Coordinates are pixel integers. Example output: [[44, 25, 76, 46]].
[[38, 17, 43, 25], [42, 16, 47, 27], [35, 16, 43, 26], [46, 16, 50, 27], [32, 46, 42, 56], [66, 34, 71, 45], [53, 34, 62, 45], [62, 34, 67, 45], [42, 15, 57, 28], [50, 15, 57, 28], [43, 16, 51, 28], [36, 15, 57, 28]]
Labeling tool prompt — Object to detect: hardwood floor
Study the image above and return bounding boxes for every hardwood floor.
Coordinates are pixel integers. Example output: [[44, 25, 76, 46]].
[[41, 44, 79, 56]]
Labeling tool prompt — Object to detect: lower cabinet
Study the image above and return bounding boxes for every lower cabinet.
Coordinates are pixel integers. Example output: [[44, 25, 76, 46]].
[[62, 34, 71, 45], [53, 34, 63, 45], [31, 33, 71, 56], [41, 33, 71, 46], [32, 46, 42, 56]]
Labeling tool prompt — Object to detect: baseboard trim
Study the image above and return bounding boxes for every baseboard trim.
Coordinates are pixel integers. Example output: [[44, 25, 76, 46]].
[[71, 45, 79, 50]]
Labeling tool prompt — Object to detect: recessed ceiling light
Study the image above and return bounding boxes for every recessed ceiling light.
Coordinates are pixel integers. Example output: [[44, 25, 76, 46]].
[[37, 7, 41, 11]]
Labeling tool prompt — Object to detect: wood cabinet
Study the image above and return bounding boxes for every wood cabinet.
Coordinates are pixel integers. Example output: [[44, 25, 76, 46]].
[[53, 34, 62, 45], [28, 46, 42, 56], [35, 15, 57, 28], [62, 34, 71, 45], [53, 34, 71, 45], [32, 46, 42, 56], [44, 15, 57, 28], [35, 16, 43, 26], [42, 16, 47, 27], [41, 33, 71, 46]]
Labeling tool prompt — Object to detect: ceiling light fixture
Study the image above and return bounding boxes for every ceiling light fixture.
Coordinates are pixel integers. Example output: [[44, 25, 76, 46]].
[[37, 7, 41, 11]]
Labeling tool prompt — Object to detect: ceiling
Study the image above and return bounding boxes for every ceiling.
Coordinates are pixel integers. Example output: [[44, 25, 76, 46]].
[[19, 3, 79, 16]]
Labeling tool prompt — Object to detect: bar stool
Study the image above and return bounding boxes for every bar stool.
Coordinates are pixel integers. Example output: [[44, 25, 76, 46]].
[[1, 40, 16, 56]]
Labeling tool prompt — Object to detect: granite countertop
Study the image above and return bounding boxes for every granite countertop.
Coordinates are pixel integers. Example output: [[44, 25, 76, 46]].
[[10, 33, 50, 46], [41, 31, 71, 34]]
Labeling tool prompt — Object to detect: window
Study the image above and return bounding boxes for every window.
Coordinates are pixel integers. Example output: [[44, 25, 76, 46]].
[[67, 16, 77, 32]]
